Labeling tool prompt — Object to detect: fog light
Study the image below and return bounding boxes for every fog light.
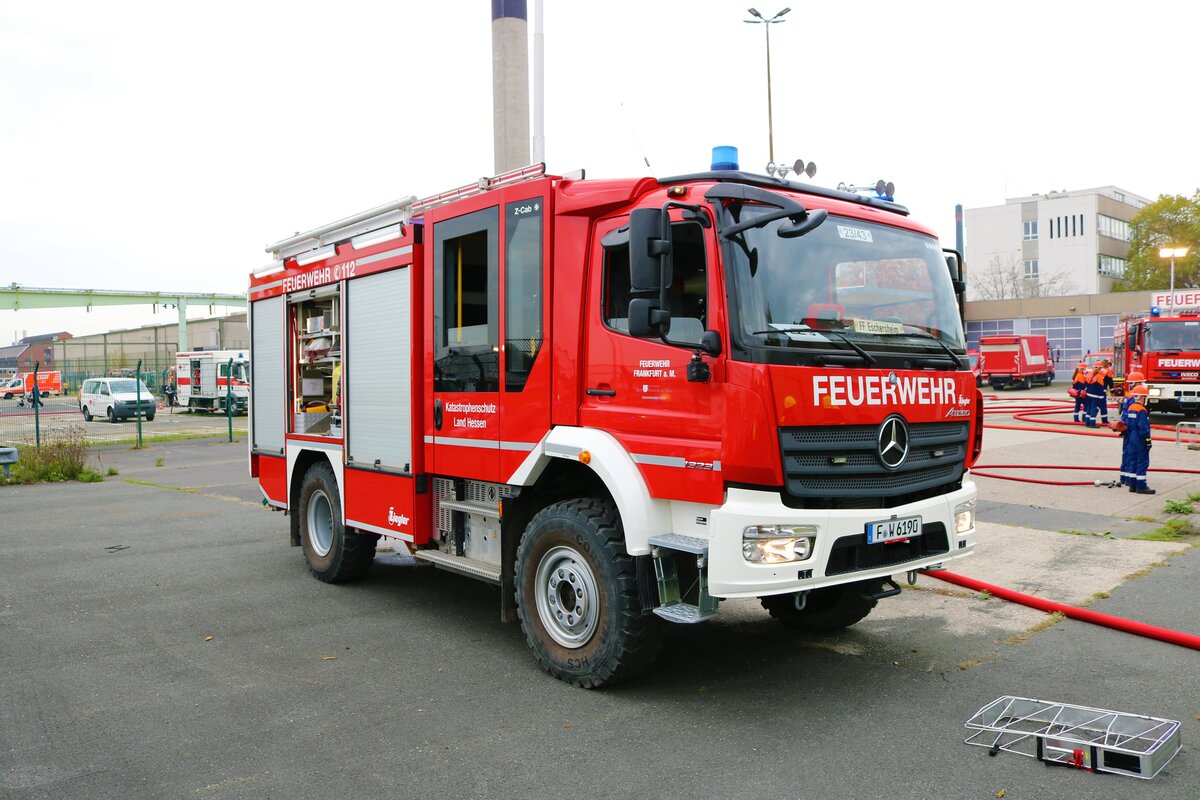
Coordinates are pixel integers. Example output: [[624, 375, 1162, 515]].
[[742, 525, 816, 564], [954, 500, 976, 536], [1148, 387, 1162, 397]]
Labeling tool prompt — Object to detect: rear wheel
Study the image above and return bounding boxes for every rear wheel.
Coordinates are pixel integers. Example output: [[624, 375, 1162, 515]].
[[516, 498, 660, 688], [299, 462, 377, 582], [1020, 377, 1032, 390], [760, 579, 883, 633]]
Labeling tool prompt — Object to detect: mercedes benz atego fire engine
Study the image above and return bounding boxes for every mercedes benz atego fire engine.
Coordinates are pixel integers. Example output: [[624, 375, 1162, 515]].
[[1115, 309, 1200, 415], [249, 156, 982, 687]]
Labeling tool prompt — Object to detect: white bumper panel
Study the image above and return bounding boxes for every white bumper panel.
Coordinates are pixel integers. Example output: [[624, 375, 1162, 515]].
[[705, 478, 977, 598]]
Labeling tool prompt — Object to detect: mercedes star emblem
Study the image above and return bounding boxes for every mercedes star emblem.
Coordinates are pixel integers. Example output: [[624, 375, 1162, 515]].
[[877, 415, 910, 470]]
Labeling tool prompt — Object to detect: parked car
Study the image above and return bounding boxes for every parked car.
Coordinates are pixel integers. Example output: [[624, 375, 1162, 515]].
[[79, 377, 156, 423]]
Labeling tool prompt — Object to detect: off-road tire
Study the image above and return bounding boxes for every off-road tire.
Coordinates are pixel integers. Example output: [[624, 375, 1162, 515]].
[[298, 462, 377, 583], [82, 405, 93, 422], [516, 498, 661, 688], [760, 579, 882, 633]]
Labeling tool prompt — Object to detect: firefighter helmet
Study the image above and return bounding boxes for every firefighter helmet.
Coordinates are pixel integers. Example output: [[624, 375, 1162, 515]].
[[1130, 383, 1149, 396]]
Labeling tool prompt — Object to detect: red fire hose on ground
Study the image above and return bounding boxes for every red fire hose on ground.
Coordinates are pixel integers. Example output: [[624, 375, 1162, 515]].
[[920, 569, 1200, 652], [944, 394, 1200, 650]]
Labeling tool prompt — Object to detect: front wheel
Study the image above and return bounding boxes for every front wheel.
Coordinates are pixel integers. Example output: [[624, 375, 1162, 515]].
[[516, 498, 660, 688], [760, 579, 883, 633], [299, 462, 377, 582], [82, 405, 93, 422], [107, 406, 118, 423]]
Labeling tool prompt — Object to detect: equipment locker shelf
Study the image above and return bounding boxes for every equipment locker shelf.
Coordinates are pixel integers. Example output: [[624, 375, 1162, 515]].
[[964, 695, 1181, 779], [292, 290, 341, 436]]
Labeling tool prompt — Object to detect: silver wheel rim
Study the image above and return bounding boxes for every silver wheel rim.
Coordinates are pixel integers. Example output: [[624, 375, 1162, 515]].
[[534, 545, 600, 649], [307, 488, 334, 557]]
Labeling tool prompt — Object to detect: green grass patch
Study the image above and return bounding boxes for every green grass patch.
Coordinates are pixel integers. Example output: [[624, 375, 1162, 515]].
[[106, 467, 119, 476], [1187, 492, 1200, 504], [1127, 515, 1157, 523], [0, 427, 96, 485], [1133, 518, 1199, 542], [99, 432, 246, 447], [1163, 500, 1195, 515], [1058, 529, 1113, 538]]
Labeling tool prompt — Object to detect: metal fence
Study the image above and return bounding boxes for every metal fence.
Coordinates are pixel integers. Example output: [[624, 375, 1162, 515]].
[[1, 360, 246, 449]]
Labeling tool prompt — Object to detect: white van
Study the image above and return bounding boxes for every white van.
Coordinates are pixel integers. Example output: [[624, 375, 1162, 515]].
[[79, 377, 157, 422]]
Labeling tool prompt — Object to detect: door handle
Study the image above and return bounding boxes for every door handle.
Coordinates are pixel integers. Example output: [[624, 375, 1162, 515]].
[[434, 398, 443, 430], [586, 387, 616, 397]]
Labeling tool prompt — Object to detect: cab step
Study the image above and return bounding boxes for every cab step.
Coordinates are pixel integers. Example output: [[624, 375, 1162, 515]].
[[412, 549, 502, 584], [648, 533, 719, 623]]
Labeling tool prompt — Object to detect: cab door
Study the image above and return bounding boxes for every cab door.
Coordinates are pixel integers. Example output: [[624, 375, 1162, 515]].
[[579, 213, 725, 505], [427, 205, 502, 482]]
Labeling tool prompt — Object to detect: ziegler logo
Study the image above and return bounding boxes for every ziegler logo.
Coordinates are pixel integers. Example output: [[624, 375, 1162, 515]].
[[684, 461, 715, 471], [387, 507, 410, 528]]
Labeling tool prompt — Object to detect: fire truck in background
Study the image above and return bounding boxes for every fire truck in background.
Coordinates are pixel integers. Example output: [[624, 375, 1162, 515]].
[[2, 370, 62, 400], [1114, 309, 1200, 415], [176, 349, 249, 413], [249, 154, 982, 687], [978, 334, 1056, 389]]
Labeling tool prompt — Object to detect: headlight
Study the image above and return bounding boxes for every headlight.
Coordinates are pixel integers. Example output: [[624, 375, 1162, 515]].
[[1148, 388, 1162, 397], [954, 500, 976, 536], [742, 525, 816, 564]]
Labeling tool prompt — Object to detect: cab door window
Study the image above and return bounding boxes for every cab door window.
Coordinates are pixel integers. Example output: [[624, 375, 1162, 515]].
[[603, 219, 707, 344], [504, 199, 543, 391], [434, 207, 499, 392]]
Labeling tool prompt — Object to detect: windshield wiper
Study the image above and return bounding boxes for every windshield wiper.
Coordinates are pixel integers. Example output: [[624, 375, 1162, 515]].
[[823, 330, 877, 366], [901, 328, 966, 368], [748, 325, 876, 365]]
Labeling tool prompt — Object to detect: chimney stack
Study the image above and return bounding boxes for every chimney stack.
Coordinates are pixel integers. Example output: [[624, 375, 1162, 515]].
[[492, 0, 530, 173]]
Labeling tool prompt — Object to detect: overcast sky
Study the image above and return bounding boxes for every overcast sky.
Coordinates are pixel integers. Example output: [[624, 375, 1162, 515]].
[[2, 0, 1197, 342]]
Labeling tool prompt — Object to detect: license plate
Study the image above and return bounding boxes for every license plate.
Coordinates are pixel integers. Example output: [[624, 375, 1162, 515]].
[[866, 515, 922, 544]]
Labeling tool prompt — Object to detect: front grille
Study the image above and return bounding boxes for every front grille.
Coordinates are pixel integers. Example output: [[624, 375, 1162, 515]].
[[780, 421, 967, 509], [826, 522, 950, 576]]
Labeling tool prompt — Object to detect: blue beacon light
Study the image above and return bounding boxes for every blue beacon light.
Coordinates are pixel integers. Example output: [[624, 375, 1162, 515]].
[[711, 145, 739, 171]]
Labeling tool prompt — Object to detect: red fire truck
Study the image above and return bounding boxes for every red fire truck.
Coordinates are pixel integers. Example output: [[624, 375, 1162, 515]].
[[249, 158, 982, 687], [1114, 309, 1200, 415], [978, 334, 1055, 389]]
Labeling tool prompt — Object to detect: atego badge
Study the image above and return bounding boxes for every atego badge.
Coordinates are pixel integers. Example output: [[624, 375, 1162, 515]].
[[877, 415, 910, 470]]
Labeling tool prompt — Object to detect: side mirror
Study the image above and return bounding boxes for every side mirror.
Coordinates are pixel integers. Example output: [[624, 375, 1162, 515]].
[[700, 329, 722, 357], [628, 297, 669, 338], [944, 249, 967, 294], [629, 208, 671, 293]]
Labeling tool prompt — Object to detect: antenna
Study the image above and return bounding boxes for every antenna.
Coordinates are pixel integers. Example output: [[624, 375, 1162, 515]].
[[619, 101, 652, 172]]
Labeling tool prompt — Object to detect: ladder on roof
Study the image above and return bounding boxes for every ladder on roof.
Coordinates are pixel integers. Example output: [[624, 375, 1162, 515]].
[[267, 163, 548, 261], [963, 695, 1181, 780]]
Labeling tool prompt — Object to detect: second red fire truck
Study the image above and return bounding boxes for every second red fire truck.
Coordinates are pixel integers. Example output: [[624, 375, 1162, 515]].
[[1114, 308, 1200, 415], [249, 154, 982, 687]]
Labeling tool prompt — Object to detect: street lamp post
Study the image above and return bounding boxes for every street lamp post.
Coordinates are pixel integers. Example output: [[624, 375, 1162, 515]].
[[1159, 246, 1191, 313], [745, 7, 790, 165]]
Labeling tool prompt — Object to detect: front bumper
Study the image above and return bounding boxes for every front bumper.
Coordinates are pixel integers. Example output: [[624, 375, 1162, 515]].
[[705, 478, 977, 598], [1146, 383, 1200, 414]]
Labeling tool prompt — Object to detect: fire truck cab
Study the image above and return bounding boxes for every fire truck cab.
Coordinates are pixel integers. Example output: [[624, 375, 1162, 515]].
[[249, 159, 982, 687], [1115, 309, 1200, 415]]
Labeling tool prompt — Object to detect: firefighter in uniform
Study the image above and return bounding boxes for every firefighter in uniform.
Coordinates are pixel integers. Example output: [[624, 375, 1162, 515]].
[[1093, 361, 1111, 425], [1117, 371, 1145, 487], [1082, 362, 1106, 427], [1123, 383, 1154, 494], [1070, 361, 1088, 422]]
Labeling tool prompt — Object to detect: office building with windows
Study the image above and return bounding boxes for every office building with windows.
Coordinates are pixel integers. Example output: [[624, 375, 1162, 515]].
[[963, 186, 1152, 368]]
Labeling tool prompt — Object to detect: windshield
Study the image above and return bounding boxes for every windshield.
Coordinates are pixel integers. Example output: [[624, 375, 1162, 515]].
[[1146, 321, 1200, 351], [219, 362, 249, 381], [723, 206, 965, 362], [110, 379, 152, 394]]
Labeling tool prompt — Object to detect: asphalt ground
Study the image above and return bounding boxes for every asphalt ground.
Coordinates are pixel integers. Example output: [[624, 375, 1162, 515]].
[[2, 401, 1198, 799]]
